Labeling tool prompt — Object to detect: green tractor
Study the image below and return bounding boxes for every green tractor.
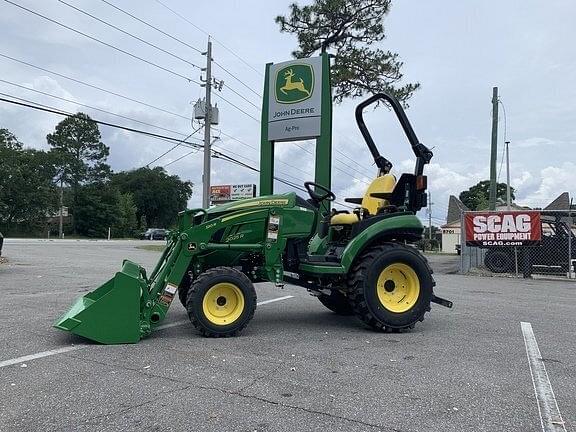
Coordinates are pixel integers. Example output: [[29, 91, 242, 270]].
[[54, 92, 452, 344]]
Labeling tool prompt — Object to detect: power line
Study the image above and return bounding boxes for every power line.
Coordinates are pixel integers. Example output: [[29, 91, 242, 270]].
[[95, 0, 262, 113], [292, 141, 371, 185], [211, 146, 354, 209], [0, 94, 203, 150], [56, 0, 202, 70], [217, 130, 314, 178], [163, 148, 200, 167], [213, 60, 262, 98], [497, 98, 508, 183], [147, 124, 203, 166], [334, 146, 374, 177], [3, 0, 198, 84], [0, 78, 203, 139], [212, 144, 306, 185], [0, 53, 191, 121], [98, 0, 203, 54], [221, 83, 260, 110], [214, 153, 305, 193], [212, 92, 260, 123], [152, 0, 263, 77]]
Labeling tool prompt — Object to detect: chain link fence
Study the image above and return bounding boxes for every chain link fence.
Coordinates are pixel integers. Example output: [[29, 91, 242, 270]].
[[459, 209, 575, 279]]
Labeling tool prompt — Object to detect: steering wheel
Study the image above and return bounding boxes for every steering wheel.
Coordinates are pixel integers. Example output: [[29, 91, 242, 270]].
[[304, 181, 336, 203]]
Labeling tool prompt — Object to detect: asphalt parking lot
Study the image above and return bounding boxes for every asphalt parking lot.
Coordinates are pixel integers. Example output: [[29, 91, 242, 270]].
[[0, 240, 574, 431]]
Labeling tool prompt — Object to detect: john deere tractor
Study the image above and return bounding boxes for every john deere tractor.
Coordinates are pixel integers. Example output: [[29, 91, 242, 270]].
[[55, 92, 452, 344]]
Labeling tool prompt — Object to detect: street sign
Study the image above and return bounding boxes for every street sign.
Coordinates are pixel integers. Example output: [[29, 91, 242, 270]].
[[267, 56, 322, 142], [464, 211, 542, 247]]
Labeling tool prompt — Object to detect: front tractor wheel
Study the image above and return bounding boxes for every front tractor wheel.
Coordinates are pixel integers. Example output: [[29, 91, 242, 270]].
[[178, 271, 193, 308], [347, 243, 434, 331], [187, 267, 257, 337]]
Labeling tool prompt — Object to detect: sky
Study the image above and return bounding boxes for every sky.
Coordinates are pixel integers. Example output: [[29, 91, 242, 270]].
[[1, 0, 575, 226]]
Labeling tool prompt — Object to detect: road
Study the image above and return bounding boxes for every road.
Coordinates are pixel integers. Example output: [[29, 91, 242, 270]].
[[0, 240, 573, 431]]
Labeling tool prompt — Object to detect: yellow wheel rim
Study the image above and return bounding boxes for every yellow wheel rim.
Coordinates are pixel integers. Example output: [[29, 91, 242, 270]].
[[376, 263, 420, 313], [202, 283, 245, 325]]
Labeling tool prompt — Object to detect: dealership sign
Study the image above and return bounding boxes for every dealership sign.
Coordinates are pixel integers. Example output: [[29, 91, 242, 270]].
[[268, 57, 322, 142], [464, 211, 542, 247], [210, 184, 256, 203]]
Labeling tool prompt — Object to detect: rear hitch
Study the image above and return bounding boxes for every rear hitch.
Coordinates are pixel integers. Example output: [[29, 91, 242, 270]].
[[431, 294, 453, 308]]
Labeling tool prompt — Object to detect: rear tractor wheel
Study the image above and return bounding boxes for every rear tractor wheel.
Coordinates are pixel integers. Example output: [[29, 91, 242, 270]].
[[317, 290, 354, 316], [187, 267, 257, 337], [484, 249, 514, 273], [347, 243, 434, 331]]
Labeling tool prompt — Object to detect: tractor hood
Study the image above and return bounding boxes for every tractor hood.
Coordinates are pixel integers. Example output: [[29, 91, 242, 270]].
[[206, 193, 298, 216]]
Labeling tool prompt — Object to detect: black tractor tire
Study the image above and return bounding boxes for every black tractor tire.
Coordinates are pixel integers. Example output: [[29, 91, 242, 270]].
[[317, 290, 354, 315], [347, 243, 434, 331], [484, 249, 514, 273], [187, 267, 257, 337], [178, 271, 193, 308]]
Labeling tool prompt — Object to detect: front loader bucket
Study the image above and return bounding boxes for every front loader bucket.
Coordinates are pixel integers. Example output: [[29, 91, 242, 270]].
[[54, 260, 145, 344]]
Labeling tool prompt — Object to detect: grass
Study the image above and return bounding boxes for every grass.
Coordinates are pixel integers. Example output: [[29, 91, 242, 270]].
[[135, 245, 166, 252]]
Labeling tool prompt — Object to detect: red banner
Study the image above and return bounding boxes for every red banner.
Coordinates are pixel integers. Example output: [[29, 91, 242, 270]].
[[210, 185, 231, 202], [464, 211, 542, 247]]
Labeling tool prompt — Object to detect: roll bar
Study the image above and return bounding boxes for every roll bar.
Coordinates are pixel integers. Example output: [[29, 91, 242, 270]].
[[354, 93, 433, 176]]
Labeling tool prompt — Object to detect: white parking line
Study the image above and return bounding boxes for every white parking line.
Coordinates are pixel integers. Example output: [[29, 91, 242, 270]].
[[155, 295, 295, 331], [0, 295, 295, 368], [256, 295, 294, 305], [520, 322, 567, 432], [0, 346, 83, 368]]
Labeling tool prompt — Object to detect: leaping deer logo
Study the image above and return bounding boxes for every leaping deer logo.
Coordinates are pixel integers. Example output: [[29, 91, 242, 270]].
[[280, 68, 311, 97]]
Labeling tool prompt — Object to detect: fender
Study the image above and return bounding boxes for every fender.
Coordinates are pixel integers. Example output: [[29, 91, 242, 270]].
[[340, 214, 424, 271]]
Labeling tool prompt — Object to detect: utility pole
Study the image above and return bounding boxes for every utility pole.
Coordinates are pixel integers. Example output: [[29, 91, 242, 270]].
[[489, 87, 499, 210], [505, 140, 511, 210], [201, 37, 213, 208], [58, 178, 64, 239], [428, 191, 433, 249]]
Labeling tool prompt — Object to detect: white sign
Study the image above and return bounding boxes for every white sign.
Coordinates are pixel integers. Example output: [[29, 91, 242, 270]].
[[231, 184, 256, 200], [268, 57, 322, 142]]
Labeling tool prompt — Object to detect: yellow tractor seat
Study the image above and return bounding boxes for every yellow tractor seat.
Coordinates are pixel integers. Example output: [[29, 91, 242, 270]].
[[330, 174, 396, 225], [330, 212, 360, 225]]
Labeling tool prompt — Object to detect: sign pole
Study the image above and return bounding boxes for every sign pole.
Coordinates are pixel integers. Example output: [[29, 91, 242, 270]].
[[259, 63, 273, 196], [314, 52, 333, 216]]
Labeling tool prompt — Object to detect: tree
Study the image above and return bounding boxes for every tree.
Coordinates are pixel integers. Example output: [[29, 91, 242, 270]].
[[0, 130, 58, 230], [276, 0, 419, 104], [113, 192, 138, 238], [459, 180, 516, 211], [0, 128, 22, 150], [47, 113, 112, 233], [47, 113, 110, 185], [112, 167, 193, 228], [73, 184, 120, 238]]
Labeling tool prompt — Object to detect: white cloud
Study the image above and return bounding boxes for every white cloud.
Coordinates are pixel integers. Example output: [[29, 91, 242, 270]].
[[519, 162, 576, 208], [513, 137, 559, 148]]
